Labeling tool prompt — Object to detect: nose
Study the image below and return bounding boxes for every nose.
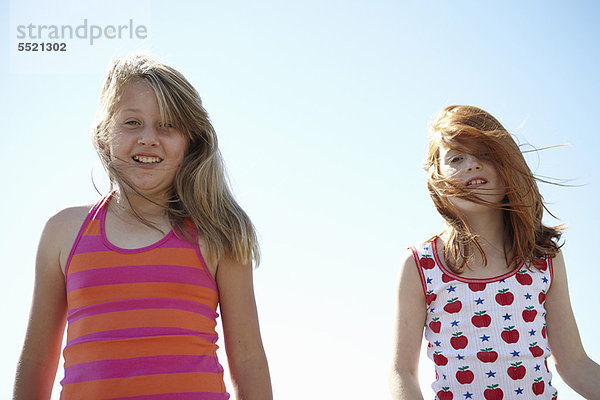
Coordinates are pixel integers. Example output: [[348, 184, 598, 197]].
[[137, 126, 159, 146], [465, 155, 482, 171]]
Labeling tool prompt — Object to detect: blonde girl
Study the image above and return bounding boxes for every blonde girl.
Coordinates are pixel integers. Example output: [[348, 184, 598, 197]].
[[14, 53, 272, 400]]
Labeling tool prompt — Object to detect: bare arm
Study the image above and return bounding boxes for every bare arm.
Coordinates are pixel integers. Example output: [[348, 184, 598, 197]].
[[13, 210, 77, 399], [545, 250, 600, 399], [217, 256, 272, 400], [389, 251, 427, 400]]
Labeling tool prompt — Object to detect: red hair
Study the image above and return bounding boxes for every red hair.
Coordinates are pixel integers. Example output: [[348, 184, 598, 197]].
[[425, 105, 562, 273]]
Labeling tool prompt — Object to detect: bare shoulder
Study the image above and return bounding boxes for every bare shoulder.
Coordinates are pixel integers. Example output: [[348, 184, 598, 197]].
[[41, 205, 93, 273], [544, 248, 567, 294], [396, 247, 427, 307], [549, 249, 566, 272], [400, 249, 419, 270], [44, 205, 91, 240], [396, 249, 424, 296], [47, 205, 90, 226]]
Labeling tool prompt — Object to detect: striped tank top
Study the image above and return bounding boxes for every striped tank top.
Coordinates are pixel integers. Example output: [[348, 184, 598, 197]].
[[60, 195, 229, 399]]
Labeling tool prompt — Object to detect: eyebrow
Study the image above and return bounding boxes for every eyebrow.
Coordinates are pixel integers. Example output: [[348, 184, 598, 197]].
[[119, 108, 142, 113], [442, 149, 460, 157]]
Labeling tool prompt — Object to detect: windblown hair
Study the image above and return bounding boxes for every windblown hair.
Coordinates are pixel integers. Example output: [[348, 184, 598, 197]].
[[93, 53, 259, 266], [425, 105, 562, 273]]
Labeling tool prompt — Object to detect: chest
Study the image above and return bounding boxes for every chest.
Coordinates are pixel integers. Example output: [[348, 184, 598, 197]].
[[424, 269, 550, 322], [420, 248, 552, 342], [104, 211, 174, 249]]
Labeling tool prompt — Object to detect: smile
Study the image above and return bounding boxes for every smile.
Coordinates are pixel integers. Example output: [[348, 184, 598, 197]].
[[466, 178, 487, 187], [132, 155, 162, 164]]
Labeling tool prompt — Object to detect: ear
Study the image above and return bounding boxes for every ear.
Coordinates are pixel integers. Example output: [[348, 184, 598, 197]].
[[95, 124, 109, 151]]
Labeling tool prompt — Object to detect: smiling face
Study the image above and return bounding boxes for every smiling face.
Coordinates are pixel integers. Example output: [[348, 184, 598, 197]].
[[423, 105, 559, 273], [107, 80, 188, 199], [437, 142, 506, 215]]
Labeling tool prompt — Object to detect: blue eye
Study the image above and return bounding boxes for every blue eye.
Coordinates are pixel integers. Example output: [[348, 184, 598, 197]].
[[450, 156, 462, 163], [125, 120, 140, 126]]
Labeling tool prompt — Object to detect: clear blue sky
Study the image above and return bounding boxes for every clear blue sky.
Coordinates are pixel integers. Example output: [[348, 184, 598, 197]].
[[2, 1, 599, 399]]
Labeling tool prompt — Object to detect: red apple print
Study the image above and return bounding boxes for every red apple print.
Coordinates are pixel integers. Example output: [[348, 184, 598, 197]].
[[529, 342, 544, 358], [532, 377, 545, 395], [538, 290, 547, 304], [456, 366, 474, 384], [515, 270, 533, 285], [420, 256, 435, 269], [501, 326, 520, 344], [477, 348, 499, 363], [442, 274, 455, 283], [426, 290, 437, 305], [472, 310, 492, 328], [544, 358, 549, 373], [433, 351, 448, 366], [541, 323, 547, 339], [429, 317, 441, 333], [450, 332, 468, 349], [495, 289, 514, 306], [437, 387, 453, 400], [484, 384, 504, 400], [522, 306, 537, 322], [507, 361, 526, 380], [444, 298, 462, 314], [551, 391, 557, 400], [534, 258, 548, 271], [468, 282, 486, 292]]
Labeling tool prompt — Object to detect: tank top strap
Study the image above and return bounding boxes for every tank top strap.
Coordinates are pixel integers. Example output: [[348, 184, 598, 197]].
[[63, 193, 112, 279], [88, 192, 112, 222], [410, 238, 441, 297]]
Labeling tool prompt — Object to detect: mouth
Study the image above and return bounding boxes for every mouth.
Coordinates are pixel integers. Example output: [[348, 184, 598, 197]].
[[132, 154, 163, 164], [466, 177, 487, 187]]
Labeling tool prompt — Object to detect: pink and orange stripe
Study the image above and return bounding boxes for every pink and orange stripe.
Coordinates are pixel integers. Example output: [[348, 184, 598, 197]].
[[61, 196, 229, 399]]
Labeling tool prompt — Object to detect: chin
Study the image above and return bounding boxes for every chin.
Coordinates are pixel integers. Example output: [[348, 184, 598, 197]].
[[450, 197, 504, 216]]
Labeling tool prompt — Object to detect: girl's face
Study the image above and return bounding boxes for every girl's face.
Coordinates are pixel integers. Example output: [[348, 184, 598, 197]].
[[108, 80, 188, 198], [438, 142, 506, 214]]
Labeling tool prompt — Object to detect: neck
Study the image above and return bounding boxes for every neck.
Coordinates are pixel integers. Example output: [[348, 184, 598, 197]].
[[444, 207, 510, 263], [464, 209, 506, 248], [111, 188, 170, 223]]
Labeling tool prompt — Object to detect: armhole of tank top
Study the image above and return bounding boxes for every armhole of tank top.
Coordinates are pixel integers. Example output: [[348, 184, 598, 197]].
[[63, 198, 106, 283], [181, 220, 219, 291], [195, 246, 219, 291], [409, 246, 428, 296], [548, 254, 555, 290]]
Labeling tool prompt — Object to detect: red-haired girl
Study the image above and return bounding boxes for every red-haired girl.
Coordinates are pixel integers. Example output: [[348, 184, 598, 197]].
[[390, 105, 599, 399]]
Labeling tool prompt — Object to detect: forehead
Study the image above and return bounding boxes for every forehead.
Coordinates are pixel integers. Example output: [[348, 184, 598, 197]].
[[437, 136, 491, 158], [438, 141, 466, 158], [118, 80, 157, 109]]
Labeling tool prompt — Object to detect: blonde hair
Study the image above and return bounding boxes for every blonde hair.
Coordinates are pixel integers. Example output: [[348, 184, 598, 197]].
[[93, 53, 259, 266], [425, 105, 561, 273]]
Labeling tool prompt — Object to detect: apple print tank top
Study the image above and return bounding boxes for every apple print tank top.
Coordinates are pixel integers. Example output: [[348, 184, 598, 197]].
[[412, 237, 557, 399]]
